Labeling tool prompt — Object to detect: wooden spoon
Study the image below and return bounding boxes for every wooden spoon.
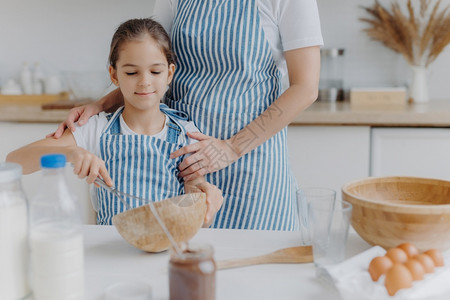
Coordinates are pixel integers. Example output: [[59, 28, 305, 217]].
[[217, 246, 313, 270]]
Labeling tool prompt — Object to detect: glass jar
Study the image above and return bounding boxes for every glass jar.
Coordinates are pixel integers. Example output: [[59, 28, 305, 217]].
[[0, 162, 30, 300], [318, 48, 345, 101], [169, 244, 216, 300]]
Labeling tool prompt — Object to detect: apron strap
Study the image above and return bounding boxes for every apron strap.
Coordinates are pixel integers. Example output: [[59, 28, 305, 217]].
[[109, 118, 121, 135], [104, 107, 124, 135], [160, 103, 189, 121], [105, 113, 113, 121], [104, 105, 187, 143], [166, 121, 181, 143], [161, 103, 189, 144]]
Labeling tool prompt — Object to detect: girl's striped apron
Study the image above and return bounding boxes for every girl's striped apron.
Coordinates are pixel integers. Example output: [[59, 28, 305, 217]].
[[96, 104, 188, 225], [166, 0, 298, 230]]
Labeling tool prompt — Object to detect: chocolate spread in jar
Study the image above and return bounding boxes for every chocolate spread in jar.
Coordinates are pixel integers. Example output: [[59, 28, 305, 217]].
[[169, 244, 216, 300]]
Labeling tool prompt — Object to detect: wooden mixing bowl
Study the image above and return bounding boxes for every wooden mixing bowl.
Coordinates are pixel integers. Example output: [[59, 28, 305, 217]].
[[342, 176, 450, 251], [112, 193, 206, 252]]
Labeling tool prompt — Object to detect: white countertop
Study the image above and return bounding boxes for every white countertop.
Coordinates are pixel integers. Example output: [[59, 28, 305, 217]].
[[83, 225, 372, 300]]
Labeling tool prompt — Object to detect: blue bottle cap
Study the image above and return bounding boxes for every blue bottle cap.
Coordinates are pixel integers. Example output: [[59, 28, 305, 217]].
[[40, 154, 67, 168]]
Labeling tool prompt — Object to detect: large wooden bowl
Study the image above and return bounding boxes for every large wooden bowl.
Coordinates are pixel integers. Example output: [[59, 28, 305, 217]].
[[342, 177, 450, 251], [112, 193, 206, 252]]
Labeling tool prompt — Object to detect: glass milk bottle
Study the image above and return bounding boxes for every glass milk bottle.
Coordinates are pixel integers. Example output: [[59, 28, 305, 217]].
[[29, 154, 84, 300], [0, 163, 30, 300]]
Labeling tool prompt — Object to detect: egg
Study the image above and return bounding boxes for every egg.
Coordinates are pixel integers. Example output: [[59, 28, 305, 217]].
[[369, 256, 393, 281], [384, 263, 413, 296], [386, 248, 408, 264], [404, 258, 425, 281], [414, 253, 435, 273], [424, 249, 444, 267], [397, 243, 419, 258]]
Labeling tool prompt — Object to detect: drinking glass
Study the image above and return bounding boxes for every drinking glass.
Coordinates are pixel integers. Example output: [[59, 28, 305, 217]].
[[308, 198, 352, 268], [296, 187, 337, 245]]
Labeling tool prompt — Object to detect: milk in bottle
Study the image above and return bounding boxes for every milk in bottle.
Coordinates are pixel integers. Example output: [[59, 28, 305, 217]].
[[29, 154, 84, 300], [0, 163, 30, 300]]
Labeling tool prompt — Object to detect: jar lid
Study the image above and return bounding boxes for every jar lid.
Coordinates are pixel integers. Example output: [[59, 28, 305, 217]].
[[170, 243, 214, 262], [0, 162, 22, 183], [41, 154, 66, 168]]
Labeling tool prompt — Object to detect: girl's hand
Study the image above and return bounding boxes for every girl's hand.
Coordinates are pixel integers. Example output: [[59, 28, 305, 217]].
[[185, 181, 223, 227], [66, 146, 113, 186], [170, 132, 240, 180], [47, 102, 103, 139]]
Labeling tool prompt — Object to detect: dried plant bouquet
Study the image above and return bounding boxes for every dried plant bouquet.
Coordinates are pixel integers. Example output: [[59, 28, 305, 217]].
[[360, 0, 450, 67]]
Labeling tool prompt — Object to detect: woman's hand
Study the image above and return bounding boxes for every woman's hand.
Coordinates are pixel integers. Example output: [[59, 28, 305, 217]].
[[185, 180, 223, 227], [47, 102, 103, 138], [47, 88, 124, 139], [66, 146, 113, 186], [170, 132, 240, 181]]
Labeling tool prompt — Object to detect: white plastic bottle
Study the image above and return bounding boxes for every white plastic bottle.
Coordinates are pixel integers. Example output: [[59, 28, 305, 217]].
[[29, 154, 84, 300], [0, 163, 30, 300], [20, 62, 33, 94]]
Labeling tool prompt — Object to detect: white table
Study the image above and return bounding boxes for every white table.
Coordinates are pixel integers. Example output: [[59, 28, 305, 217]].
[[84, 225, 371, 300]]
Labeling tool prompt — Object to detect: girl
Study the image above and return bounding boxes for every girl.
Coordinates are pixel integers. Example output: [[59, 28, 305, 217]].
[[7, 18, 223, 226]]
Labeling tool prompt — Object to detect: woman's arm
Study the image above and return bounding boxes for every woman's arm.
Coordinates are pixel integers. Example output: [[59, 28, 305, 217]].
[[172, 46, 320, 180], [49, 88, 124, 138], [228, 46, 320, 156], [6, 129, 113, 186]]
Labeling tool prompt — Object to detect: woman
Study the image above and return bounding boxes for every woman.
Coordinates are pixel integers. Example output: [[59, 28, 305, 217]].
[[53, 0, 323, 230]]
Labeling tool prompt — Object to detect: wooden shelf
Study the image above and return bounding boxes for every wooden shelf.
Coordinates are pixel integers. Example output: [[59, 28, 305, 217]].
[[0, 92, 69, 106]]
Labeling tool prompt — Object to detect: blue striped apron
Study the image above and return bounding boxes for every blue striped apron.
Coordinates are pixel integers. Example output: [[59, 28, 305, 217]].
[[166, 0, 297, 230], [95, 104, 188, 225]]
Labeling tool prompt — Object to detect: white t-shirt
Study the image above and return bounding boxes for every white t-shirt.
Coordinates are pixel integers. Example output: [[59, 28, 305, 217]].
[[153, 0, 324, 81], [72, 109, 200, 157]]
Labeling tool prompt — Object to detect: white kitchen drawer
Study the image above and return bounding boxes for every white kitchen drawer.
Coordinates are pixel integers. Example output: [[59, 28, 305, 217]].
[[287, 125, 371, 197], [371, 127, 450, 180]]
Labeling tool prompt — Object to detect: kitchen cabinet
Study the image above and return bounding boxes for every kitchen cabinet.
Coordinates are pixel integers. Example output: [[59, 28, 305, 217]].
[[287, 126, 371, 198], [371, 127, 450, 180], [0, 122, 95, 224], [287, 125, 450, 197]]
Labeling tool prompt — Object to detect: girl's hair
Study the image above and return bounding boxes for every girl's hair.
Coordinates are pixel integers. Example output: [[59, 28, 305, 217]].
[[109, 18, 176, 69]]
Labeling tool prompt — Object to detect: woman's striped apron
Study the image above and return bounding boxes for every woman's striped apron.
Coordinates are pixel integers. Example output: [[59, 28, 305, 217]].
[[95, 104, 188, 225], [166, 0, 298, 230]]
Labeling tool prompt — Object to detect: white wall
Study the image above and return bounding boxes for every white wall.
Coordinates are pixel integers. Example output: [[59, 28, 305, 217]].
[[1, 0, 449, 100], [0, 0, 155, 85], [317, 0, 450, 100]]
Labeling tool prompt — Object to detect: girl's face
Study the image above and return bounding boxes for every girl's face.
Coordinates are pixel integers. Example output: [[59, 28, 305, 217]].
[[109, 36, 175, 111]]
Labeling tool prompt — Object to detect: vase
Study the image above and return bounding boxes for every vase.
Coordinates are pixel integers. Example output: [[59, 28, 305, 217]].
[[409, 65, 429, 103]]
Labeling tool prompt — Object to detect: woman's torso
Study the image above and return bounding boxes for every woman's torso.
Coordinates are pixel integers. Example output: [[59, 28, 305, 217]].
[[163, 0, 298, 230], [154, 0, 323, 87]]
